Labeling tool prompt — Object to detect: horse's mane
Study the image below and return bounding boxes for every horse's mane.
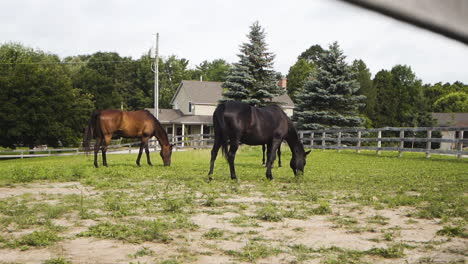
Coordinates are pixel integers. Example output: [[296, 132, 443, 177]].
[[143, 109, 164, 128]]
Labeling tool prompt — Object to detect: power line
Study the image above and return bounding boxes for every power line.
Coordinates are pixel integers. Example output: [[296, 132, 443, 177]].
[[0, 60, 146, 65]]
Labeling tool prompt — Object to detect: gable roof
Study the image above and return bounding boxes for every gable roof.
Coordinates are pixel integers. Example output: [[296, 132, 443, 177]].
[[170, 80, 295, 108], [432, 113, 468, 127], [170, 81, 223, 105]]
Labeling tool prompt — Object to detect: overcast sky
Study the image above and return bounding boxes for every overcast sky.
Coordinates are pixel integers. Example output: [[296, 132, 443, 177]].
[[2, 0, 467, 84]]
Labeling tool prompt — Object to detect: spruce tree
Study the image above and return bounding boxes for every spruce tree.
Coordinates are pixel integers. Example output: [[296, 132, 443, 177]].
[[294, 42, 365, 130], [222, 21, 283, 106], [221, 63, 253, 102]]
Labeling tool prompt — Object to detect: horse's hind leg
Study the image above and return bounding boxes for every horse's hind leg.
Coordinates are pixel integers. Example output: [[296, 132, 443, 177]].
[[227, 141, 239, 180], [93, 137, 102, 168], [208, 140, 222, 178]]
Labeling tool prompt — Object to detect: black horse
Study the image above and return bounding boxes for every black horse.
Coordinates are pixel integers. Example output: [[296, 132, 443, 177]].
[[208, 101, 310, 180]]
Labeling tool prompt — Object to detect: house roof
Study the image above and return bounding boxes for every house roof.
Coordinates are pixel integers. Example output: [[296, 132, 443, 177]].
[[146, 108, 212, 125], [432, 113, 468, 127], [170, 80, 295, 107], [170, 81, 223, 105]]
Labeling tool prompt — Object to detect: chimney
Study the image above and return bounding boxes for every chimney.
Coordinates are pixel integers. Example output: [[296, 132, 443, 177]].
[[277, 78, 287, 89]]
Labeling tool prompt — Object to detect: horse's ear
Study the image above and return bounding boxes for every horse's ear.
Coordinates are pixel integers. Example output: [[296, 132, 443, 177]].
[[305, 150, 311, 156]]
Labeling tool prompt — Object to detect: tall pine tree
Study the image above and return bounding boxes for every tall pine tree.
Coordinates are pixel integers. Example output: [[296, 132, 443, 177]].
[[222, 21, 283, 106], [221, 64, 253, 102], [294, 42, 365, 130]]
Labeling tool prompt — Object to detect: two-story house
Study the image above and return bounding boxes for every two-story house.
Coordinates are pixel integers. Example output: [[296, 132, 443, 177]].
[[147, 80, 294, 144]]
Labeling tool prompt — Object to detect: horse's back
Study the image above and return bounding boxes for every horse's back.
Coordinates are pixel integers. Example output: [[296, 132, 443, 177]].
[[98, 109, 155, 138], [219, 101, 290, 145]]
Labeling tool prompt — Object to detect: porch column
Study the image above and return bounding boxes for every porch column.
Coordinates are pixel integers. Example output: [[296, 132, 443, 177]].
[[182, 124, 185, 147], [200, 124, 204, 146], [172, 123, 175, 144]]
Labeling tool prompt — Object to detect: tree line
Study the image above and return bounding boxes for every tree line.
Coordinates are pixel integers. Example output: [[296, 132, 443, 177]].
[[0, 43, 230, 148], [287, 44, 468, 129], [1, 21, 467, 148]]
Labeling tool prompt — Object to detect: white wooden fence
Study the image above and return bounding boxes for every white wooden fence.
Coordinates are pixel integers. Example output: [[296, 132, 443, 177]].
[[298, 127, 468, 159], [1, 127, 466, 159]]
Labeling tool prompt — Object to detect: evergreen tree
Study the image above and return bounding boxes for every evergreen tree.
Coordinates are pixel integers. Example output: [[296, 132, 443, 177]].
[[222, 21, 283, 106], [221, 63, 253, 102], [294, 42, 365, 130]]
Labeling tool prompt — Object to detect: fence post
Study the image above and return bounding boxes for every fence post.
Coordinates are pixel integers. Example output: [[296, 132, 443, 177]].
[[310, 133, 314, 149], [356, 131, 361, 153], [337, 132, 342, 152], [21, 150, 24, 159], [426, 129, 432, 158], [376, 130, 382, 155], [128, 144, 131, 154], [457, 130, 464, 160], [398, 130, 405, 157], [299, 131, 304, 144], [322, 132, 326, 150]]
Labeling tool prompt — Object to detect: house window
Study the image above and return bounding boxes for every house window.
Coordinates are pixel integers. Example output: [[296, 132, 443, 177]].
[[166, 127, 173, 135], [188, 102, 192, 113]]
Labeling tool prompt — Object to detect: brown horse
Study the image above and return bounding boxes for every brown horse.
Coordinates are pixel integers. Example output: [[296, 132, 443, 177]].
[[83, 109, 173, 167]]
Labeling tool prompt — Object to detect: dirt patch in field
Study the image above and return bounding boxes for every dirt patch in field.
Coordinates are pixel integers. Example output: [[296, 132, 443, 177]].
[[0, 182, 97, 199], [0, 182, 466, 264]]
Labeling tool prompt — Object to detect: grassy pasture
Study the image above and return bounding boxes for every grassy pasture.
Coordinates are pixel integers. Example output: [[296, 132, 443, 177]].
[[0, 147, 466, 264]]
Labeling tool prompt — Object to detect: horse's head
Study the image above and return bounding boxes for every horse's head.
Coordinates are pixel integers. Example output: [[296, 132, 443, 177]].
[[290, 149, 311, 176], [160, 144, 174, 166]]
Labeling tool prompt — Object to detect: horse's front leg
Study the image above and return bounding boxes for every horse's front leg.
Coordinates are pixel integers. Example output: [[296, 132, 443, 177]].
[[262, 144, 266, 166], [136, 140, 145, 166], [102, 135, 112, 167], [143, 137, 152, 166], [277, 144, 282, 167], [266, 139, 281, 180]]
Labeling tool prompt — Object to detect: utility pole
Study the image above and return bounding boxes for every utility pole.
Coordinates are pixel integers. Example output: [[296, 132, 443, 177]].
[[153, 33, 159, 119]]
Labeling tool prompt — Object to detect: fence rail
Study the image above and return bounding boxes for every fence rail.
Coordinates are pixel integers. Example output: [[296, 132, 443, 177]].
[[1, 127, 466, 159], [298, 126, 468, 159], [0, 134, 215, 159]]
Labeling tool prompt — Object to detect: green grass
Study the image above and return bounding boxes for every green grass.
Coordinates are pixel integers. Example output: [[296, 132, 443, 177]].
[[0, 147, 466, 262], [226, 241, 282, 262], [0, 148, 466, 220]]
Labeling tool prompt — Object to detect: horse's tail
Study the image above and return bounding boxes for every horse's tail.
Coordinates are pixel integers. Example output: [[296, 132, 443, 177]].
[[213, 103, 229, 160], [83, 110, 100, 153]]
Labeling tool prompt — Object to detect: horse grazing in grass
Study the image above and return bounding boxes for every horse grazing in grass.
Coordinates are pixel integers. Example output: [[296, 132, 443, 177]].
[[208, 101, 310, 180], [83, 109, 173, 168]]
